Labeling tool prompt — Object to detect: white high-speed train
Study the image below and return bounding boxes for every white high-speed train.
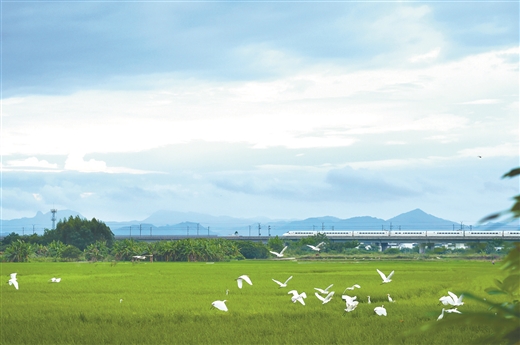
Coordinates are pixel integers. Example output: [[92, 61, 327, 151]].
[[282, 230, 520, 238]]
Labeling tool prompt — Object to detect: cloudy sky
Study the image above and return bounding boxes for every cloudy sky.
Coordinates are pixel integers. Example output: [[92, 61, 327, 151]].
[[1, 1, 518, 225]]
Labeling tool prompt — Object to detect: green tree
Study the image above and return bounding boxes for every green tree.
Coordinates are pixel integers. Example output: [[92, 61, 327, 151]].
[[267, 236, 285, 253], [45, 216, 114, 250], [61, 245, 82, 261], [3, 240, 34, 262], [236, 241, 269, 259]]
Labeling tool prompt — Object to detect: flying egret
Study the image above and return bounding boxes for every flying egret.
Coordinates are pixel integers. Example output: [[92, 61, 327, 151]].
[[307, 242, 325, 252], [343, 300, 359, 313], [212, 300, 228, 312], [343, 284, 361, 293], [315, 291, 334, 304], [341, 294, 358, 306], [447, 291, 464, 306], [8, 273, 18, 290], [132, 255, 146, 260], [269, 246, 288, 258], [236, 275, 253, 289], [314, 284, 333, 294], [437, 308, 445, 321], [377, 269, 394, 284], [445, 308, 462, 314], [439, 295, 452, 305], [367, 296, 371, 304], [288, 290, 307, 305], [387, 294, 394, 303], [50, 277, 61, 283], [272, 276, 293, 288], [374, 305, 387, 316]]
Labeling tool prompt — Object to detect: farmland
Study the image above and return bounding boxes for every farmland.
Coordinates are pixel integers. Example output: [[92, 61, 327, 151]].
[[0, 259, 507, 344]]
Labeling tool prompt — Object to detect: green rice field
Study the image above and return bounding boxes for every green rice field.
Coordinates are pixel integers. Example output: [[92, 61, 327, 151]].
[[0, 259, 507, 344]]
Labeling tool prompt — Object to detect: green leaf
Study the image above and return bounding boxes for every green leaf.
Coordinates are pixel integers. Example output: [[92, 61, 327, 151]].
[[502, 167, 520, 178]]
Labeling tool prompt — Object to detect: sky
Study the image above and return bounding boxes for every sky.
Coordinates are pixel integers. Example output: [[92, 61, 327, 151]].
[[1, 0, 519, 226]]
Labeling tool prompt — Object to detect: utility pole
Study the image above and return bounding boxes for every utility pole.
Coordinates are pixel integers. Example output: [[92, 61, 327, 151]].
[[33, 225, 35, 235], [140, 224, 142, 237], [187, 226, 189, 236], [208, 226, 210, 236], [268, 225, 271, 236], [150, 227, 152, 236], [197, 223, 199, 236], [258, 223, 261, 236], [130, 226, 132, 237], [249, 225, 251, 237]]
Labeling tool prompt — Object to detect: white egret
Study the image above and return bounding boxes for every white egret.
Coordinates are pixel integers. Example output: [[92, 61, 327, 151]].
[[439, 295, 452, 305], [367, 296, 371, 304], [447, 291, 464, 306], [272, 276, 293, 288], [120, 299, 123, 303], [374, 305, 387, 316], [387, 294, 394, 303], [8, 273, 18, 290], [344, 300, 359, 313], [446, 308, 462, 314], [50, 277, 61, 283], [437, 308, 445, 321], [314, 284, 333, 294], [132, 255, 146, 260], [212, 300, 228, 312], [315, 291, 334, 304], [341, 294, 358, 305], [226, 289, 229, 295], [377, 269, 394, 284], [269, 246, 288, 258], [343, 284, 361, 293], [288, 290, 307, 305], [307, 242, 325, 252], [236, 275, 253, 289]]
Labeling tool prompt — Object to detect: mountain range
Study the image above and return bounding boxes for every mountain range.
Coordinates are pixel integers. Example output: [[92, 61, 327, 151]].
[[1, 208, 518, 237]]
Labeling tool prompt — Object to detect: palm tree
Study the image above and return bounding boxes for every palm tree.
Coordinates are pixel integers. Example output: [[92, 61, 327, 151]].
[[4, 240, 34, 262]]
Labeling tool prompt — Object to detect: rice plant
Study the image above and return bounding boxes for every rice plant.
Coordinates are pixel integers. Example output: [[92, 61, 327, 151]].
[[0, 260, 505, 344]]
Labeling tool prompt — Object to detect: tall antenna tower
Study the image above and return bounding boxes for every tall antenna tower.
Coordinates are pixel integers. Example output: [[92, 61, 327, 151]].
[[51, 209, 57, 230]]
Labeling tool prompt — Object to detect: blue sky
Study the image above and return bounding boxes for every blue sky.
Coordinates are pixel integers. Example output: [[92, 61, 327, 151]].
[[1, 1, 518, 224]]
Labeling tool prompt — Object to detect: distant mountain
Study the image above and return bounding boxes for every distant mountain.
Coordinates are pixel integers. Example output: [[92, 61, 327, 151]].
[[2, 208, 518, 237], [1, 209, 83, 236], [386, 209, 457, 231]]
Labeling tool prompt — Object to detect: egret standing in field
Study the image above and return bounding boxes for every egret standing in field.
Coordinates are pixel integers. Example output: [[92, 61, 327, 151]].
[[212, 300, 228, 312], [374, 305, 387, 316], [307, 242, 325, 252], [367, 296, 371, 304], [376, 269, 394, 284], [269, 246, 288, 258], [50, 277, 61, 283], [8, 273, 18, 290], [288, 290, 307, 305], [272, 276, 293, 288], [236, 275, 253, 289], [315, 291, 334, 304], [387, 294, 394, 302]]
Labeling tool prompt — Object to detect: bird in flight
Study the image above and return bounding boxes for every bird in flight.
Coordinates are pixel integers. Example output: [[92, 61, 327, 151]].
[[269, 246, 288, 258], [288, 290, 307, 305], [50, 277, 61, 283], [236, 275, 253, 289], [314, 284, 334, 294], [343, 284, 361, 293], [272, 276, 293, 288], [377, 269, 394, 284], [8, 273, 18, 290], [307, 242, 325, 252], [315, 291, 334, 304], [212, 300, 228, 312]]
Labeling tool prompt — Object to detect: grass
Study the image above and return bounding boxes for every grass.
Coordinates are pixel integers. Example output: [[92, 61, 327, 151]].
[[0, 259, 506, 344]]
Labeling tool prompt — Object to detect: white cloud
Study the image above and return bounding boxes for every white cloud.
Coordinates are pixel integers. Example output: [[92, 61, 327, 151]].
[[4, 157, 59, 170], [409, 47, 441, 63], [460, 99, 502, 105]]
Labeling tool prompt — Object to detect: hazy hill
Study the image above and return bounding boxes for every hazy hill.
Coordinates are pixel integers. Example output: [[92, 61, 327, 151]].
[[2, 208, 518, 237]]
